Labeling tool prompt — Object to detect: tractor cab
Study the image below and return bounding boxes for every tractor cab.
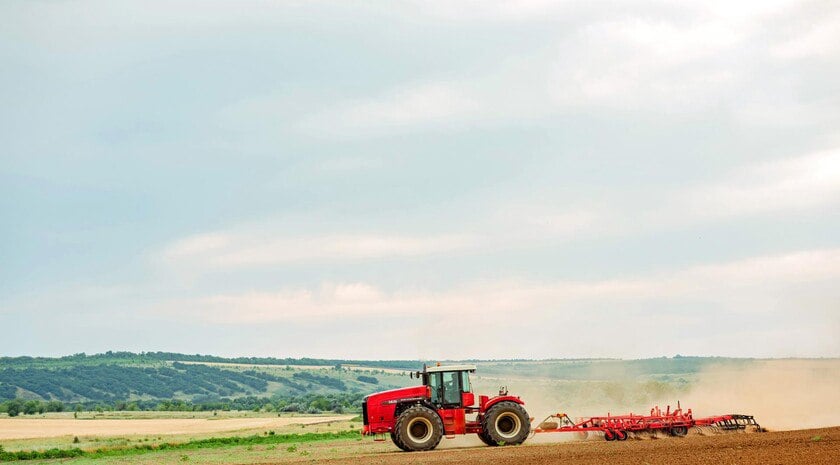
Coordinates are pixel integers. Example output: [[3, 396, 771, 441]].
[[414, 364, 476, 409]]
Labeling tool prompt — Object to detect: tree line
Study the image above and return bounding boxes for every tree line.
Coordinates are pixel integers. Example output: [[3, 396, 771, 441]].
[[0, 351, 420, 370], [0, 399, 66, 417], [0, 393, 364, 417]]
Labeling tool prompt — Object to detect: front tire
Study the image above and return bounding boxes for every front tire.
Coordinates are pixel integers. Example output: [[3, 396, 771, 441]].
[[481, 401, 530, 446], [390, 431, 410, 451], [393, 405, 444, 452]]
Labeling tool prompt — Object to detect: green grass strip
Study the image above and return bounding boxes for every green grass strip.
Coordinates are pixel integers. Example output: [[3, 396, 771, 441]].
[[0, 430, 360, 462]]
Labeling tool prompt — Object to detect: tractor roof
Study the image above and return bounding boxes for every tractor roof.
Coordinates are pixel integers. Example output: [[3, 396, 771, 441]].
[[425, 364, 477, 373]]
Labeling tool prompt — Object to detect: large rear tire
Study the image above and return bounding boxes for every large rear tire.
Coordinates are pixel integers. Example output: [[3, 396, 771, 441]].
[[481, 401, 530, 446], [393, 405, 444, 452], [477, 431, 496, 446]]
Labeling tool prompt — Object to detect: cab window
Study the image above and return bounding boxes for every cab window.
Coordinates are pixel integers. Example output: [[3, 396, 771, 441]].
[[461, 371, 472, 393], [442, 371, 461, 406]]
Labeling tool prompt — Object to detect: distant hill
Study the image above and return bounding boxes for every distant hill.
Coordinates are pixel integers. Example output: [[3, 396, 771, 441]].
[[0, 352, 418, 406], [0, 351, 794, 408]]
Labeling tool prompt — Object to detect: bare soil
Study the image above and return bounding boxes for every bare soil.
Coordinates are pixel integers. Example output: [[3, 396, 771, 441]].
[[308, 427, 839, 465]]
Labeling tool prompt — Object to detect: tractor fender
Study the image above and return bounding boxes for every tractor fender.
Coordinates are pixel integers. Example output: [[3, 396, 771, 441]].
[[480, 395, 525, 413], [394, 400, 439, 420]]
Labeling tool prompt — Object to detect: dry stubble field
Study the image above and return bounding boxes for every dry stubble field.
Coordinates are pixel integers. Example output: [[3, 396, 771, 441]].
[[0, 415, 352, 440]]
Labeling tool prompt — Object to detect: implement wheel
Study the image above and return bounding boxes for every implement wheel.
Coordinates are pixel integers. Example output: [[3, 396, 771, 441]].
[[615, 430, 628, 441], [670, 426, 688, 437], [393, 405, 443, 452], [481, 401, 531, 446]]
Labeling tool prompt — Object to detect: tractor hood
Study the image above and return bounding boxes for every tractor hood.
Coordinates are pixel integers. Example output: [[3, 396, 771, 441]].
[[362, 385, 430, 434], [364, 385, 429, 406]]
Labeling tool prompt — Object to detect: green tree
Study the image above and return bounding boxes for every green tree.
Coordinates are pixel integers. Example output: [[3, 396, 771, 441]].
[[309, 397, 331, 412], [23, 400, 39, 415], [6, 399, 23, 417], [46, 400, 65, 412]]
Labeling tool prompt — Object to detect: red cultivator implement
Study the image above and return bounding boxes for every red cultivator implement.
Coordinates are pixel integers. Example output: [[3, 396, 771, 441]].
[[533, 402, 762, 441]]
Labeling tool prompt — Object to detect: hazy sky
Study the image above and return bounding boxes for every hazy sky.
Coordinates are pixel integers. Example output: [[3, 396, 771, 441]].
[[2, 0, 839, 360]]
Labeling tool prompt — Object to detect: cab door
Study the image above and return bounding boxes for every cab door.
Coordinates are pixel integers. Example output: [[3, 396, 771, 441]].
[[440, 371, 462, 407], [427, 371, 463, 408], [438, 371, 466, 435]]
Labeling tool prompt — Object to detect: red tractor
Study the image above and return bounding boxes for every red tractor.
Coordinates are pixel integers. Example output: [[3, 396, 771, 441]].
[[361, 364, 531, 451]]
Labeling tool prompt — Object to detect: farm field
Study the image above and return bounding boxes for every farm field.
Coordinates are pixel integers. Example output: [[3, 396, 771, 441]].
[[3, 426, 836, 464], [0, 414, 353, 440], [326, 427, 840, 465], [0, 412, 359, 457]]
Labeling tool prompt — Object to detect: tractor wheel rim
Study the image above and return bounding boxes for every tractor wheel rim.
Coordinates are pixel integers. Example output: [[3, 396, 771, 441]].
[[495, 412, 522, 439], [407, 417, 433, 443]]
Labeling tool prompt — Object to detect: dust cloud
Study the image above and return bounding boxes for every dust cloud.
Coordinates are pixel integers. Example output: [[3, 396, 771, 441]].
[[684, 359, 840, 431], [469, 359, 840, 437]]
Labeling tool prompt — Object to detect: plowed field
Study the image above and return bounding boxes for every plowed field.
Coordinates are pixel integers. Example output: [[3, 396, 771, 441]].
[[313, 427, 839, 465]]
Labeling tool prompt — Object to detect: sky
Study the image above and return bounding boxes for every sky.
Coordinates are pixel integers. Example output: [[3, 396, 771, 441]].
[[1, 0, 839, 360]]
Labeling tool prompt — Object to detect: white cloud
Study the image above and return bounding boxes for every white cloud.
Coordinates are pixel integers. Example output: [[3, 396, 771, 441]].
[[165, 233, 232, 258], [161, 231, 476, 268], [489, 203, 601, 240], [297, 82, 484, 137], [543, 12, 760, 113], [680, 148, 840, 219], [417, 0, 802, 23], [484, 148, 840, 245], [732, 98, 840, 128], [157, 205, 604, 273], [159, 247, 840, 324], [771, 8, 840, 59], [292, 13, 750, 137], [158, 148, 840, 275], [412, 0, 570, 22], [702, 0, 800, 19], [287, 0, 839, 138]]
